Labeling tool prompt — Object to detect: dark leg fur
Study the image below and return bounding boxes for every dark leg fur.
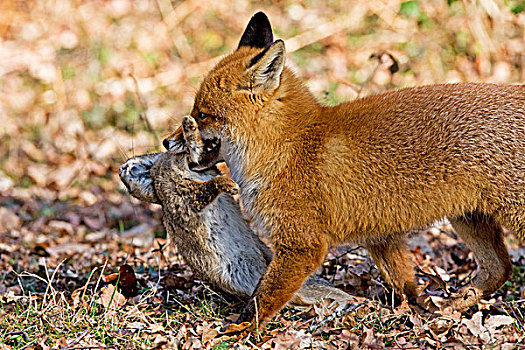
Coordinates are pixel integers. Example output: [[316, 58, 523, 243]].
[[443, 213, 512, 310], [237, 240, 328, 330], [366, 237, 419, 303]]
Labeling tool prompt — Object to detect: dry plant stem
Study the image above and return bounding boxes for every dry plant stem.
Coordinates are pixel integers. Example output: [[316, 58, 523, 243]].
[[504, 301, 525, 330], [123, 238, 134, 265], [130, 74, 158, 141], [58, 329, 89, 350], [181, 7, 368, 80], [155, 0, 201, 32], [285, 6, 367, 52], [154, 0, 195, 61], [89, 259, 109, 311], [171, 295, 198, 318], [42, 257, 53, 307], [254, 296, 260, 340], [308, 302, 361, 332], [77, 264, 98, 311], [17, 260, 65, 313]]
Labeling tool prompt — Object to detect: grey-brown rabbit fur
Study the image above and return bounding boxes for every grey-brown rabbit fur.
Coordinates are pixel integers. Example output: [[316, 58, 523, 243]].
[[119, 116, 351, 304]]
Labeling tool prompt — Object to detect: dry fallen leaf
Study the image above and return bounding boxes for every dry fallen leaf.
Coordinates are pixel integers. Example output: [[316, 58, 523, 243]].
[[462, 312, 515, 342], [427, 316, 455, 336], [118, 264, 139, 297], [201, 327, 219, 345], [362, 326, 377, 346], [220, 322, 251, 334], [272, 329, 306, 350], [45, 243, 91, 258], [103, 264, 139, 297], [99, 284, 127, 309], [71, 287, 89, 309], [0, 207, 21, 232]]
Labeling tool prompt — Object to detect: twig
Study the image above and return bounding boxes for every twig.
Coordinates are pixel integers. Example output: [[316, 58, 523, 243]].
[[58, 329, 89, 350], [6, 330, 30, 341], [254, 297, 260, 341], [157, 6, 369, 88], [39, 259, 65, 313], [154, 0, 196, 60], [245, 337, 261, 350], [130, 74, 158, 141], [89, 259, 108, 311], [155, 0, 201, 32], [152, 238, 170, 265], [285, 5, 367, 53], [331, 246, 364, 260], [504, 300, 525, 330], [308, 301, 361, 332]]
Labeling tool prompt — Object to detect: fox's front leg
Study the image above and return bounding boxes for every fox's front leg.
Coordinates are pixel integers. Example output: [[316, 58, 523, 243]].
[[190, 176, 239, 212], [236, 234, 328, 330]]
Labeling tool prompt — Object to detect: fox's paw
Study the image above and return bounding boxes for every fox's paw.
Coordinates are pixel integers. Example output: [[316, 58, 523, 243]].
[[215, 176, 239, 196], [182, 115, 198, 133], [439, 286, 482, 312]]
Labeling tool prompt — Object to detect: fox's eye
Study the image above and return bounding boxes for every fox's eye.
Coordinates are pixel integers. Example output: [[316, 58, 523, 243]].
[[198, 112, 211, 120]]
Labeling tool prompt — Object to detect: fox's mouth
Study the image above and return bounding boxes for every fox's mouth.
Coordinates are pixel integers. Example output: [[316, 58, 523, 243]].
[[189, 137, 222, 171], [203, 137, 220, 154]]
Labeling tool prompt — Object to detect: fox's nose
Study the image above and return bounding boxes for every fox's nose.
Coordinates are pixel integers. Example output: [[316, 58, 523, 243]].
[[162, 138, 170, 150]]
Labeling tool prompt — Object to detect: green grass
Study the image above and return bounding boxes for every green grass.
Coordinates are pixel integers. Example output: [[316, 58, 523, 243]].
[[0, 290, 180, 349]]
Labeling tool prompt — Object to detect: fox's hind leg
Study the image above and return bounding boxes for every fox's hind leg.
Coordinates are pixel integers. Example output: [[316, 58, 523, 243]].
[[444, 213, 512, 310], [182, 116, 204, 164], [493, 198, 525, 243], [366, 236, 420, 303]]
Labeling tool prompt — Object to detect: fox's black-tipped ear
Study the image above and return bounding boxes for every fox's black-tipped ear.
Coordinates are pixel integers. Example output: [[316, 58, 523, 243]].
[[246, 39, 285, 94], [238, 12, 273, 49]]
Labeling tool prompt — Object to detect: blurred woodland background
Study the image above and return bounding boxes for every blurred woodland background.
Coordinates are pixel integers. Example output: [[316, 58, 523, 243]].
[[0, 0, 524, 349]]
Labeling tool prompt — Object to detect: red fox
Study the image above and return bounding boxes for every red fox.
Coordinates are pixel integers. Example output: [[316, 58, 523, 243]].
[[164, 12, 525, 330]]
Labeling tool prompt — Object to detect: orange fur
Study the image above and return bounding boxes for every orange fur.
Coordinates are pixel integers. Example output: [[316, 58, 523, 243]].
[[165, 12, 525, 330]]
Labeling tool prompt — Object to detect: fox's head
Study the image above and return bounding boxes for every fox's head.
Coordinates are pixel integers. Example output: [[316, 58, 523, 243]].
[[163, 12, 291, 171]]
